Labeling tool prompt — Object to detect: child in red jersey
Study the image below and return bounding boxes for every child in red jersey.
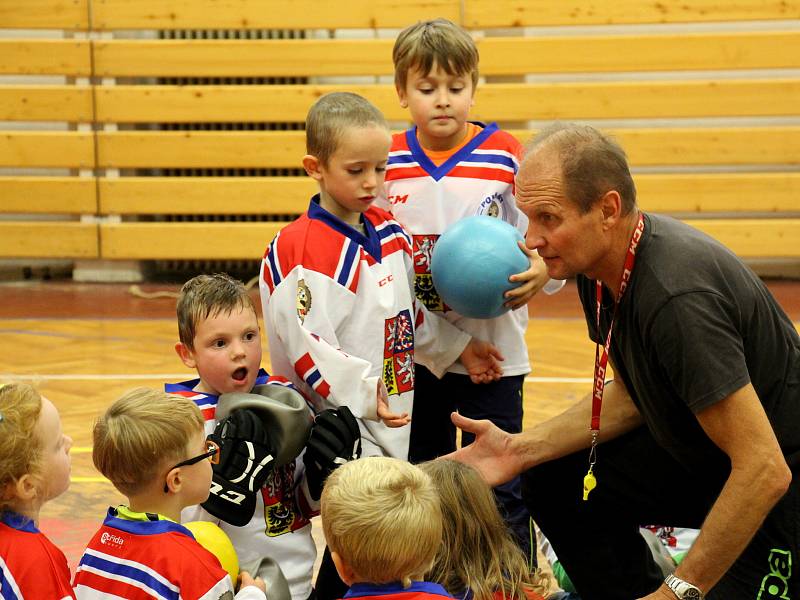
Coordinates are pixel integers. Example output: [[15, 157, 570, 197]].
[[73, 388, 265, 600], [0, 382, 75, 600], [321, 456, 453, 600], [421, 460, 549, 600]]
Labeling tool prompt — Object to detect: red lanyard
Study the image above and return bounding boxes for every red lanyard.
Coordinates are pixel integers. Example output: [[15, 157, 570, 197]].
[[583, 211, 644, 501]]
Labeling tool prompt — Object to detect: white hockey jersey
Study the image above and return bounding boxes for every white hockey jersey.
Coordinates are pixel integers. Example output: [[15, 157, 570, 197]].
[[379, 122, 553, 376], [166, 371, 317, 600], [260, 197, 471, 459]]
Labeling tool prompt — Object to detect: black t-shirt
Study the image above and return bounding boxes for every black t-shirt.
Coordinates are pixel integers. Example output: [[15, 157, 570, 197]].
[[577, 213, 800, 471]]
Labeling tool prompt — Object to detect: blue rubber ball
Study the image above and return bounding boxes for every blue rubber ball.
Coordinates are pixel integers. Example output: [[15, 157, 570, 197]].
[[430, 215, 529, 319]]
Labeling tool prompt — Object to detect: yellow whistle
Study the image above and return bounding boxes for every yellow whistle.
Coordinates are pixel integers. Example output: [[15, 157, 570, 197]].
[[582, 470, 597, 501]]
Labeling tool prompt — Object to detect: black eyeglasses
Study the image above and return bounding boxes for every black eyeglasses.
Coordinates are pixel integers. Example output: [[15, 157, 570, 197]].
[[163, 439, 220, 493]]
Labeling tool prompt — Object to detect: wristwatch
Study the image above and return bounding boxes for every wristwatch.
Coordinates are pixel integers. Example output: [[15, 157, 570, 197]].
[[664, 574, 704, 599]]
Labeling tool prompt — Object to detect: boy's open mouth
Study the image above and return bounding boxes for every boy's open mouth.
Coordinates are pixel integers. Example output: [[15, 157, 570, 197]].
[[232, 366, 248, 382]]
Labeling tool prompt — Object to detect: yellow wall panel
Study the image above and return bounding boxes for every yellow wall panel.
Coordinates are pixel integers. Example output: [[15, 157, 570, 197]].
[[463, 0, 800, 27], [0, 0, 89, 29], [96, 131, 305, 169], [0, 40, 92, 76], [0, 86, 93, 122], [687, 219, 800, 258], [94, 80, 800, 123], [98, 177, 314, 215], [0, 222, 97, 258], [478, 32, 800, 74], [637, 174, 800, 214], [0, 132, 95, 168], [100, 222, 283, 260], [93, 39, 394, 78], [0, 177, 97, 214], [91, 0, 459, 30]]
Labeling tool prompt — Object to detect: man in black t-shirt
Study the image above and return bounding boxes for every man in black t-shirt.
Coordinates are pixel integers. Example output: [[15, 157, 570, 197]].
[[447, 123, 799, 600]]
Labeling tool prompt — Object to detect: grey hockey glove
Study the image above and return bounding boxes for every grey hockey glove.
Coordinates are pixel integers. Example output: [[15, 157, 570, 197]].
[[303, 406, 362, 501], [201, 408, 276, 526]]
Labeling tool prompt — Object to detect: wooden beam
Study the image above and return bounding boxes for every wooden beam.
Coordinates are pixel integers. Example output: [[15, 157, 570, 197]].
[[0, 40, 92, 76], [0, 221, 98, 258], [477, 31, 800, 74], [636, 173, 800, 214], [0, 86, 93, 122], [94, 79, 800, 123], [96, 173, 799, 216], [0, 132, 95, 168], [90, 31, 800, 78], [96, 127, 800, 169], [463, 0, 800, 27], [98, 219, 800, 260], [99, 221, 282, 260], [0, 0, 89, 29], [93, 39, 394, 78], [686, 219, 800, 258], [91, 0, 459, 30], [98, 177, 313, 215], [597, 127, 800, 167], [0, 177, 97, 214]]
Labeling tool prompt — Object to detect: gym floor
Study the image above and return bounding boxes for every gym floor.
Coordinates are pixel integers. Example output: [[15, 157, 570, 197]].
[[1, 278, 798, 584]]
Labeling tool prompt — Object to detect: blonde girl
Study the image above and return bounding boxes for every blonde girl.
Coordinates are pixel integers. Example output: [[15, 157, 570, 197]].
[[420, 460, 548, 600], [0, 382, 75, 599]]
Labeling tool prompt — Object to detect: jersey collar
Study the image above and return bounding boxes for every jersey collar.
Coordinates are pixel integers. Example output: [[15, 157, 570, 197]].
[[406, 122, 498, 181], [308, 195, 382, 262], [0, 511, 38, 533]]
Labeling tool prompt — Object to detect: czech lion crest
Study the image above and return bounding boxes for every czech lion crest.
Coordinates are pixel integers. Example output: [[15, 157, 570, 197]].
[[296, 279, 312, 324]]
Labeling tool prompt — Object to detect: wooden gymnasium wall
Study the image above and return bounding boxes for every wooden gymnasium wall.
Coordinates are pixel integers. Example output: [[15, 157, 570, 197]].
[[1, 0, 799, 264]]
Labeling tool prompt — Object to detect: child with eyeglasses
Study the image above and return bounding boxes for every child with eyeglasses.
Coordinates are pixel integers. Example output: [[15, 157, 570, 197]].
[[0, 382, 75, 599], [73, 388, 267, 599]]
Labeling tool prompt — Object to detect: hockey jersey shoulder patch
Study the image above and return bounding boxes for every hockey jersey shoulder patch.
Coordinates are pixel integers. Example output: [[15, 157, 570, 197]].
[[264, 217, 362, 294]]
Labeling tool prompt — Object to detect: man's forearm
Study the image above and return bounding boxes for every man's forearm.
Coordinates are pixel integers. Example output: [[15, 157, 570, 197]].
[[670, 457, 790, 594]]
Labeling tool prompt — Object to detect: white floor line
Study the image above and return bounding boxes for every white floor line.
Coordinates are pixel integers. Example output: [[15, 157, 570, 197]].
[[1, 373, 593, 384]]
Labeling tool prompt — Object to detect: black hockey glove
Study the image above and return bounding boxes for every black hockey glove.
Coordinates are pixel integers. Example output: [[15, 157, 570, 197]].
[[201, 408, 276, 526], [303, 406, 362, 501]]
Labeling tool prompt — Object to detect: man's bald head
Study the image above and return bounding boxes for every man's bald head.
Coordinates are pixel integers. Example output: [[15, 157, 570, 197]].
[[522, 123, 637, 216]]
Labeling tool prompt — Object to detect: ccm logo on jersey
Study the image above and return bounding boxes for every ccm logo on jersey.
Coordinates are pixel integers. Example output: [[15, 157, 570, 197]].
[[387, 194, 409, 205], [378, 275, 394, 287]]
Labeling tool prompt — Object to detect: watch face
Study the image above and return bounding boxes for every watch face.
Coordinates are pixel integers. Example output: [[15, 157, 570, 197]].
[[682, 589, 702, 600]]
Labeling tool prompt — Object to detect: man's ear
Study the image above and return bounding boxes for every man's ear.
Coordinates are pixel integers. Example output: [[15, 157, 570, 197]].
[[302, 155, 323, 181], [599, 189, 623, 230], [175, 342, 197, 369], [330, 551, 357, 586]]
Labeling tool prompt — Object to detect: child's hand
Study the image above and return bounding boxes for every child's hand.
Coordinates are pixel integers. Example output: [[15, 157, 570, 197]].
[[460, 339, 504, 384], [237, 570, 266, 594], [504, 242, 548, 310], [376, 379, 411, 427]]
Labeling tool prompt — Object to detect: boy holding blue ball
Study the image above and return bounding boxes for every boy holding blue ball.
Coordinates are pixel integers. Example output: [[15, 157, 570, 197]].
[[376, 18, 563, 563]]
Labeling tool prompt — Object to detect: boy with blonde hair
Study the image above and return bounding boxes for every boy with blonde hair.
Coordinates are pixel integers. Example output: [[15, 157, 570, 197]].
[[73, 388, 266, 599], [377, 18, 563, 562], [321, 457, 450, 599]]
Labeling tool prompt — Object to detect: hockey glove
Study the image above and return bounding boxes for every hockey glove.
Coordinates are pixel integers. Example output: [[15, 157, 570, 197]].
[[304, 406, 362, 501], [201, 408, 276, 526]]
